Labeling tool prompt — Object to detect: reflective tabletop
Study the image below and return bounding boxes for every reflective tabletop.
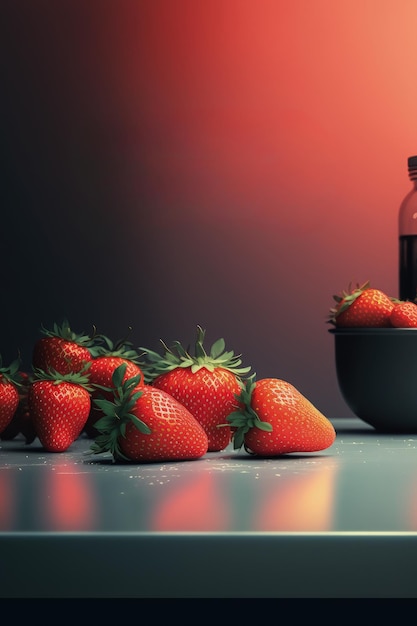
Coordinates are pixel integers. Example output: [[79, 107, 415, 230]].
[[1, 418, 417, 598]]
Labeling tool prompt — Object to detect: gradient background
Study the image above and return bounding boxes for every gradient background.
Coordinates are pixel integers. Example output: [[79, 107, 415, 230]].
[[2, 0, 417, 419]]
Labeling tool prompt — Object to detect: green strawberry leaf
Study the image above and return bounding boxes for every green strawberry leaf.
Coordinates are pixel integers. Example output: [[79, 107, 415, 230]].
[[255, 420, 273, 432], [112, 363, 127, 388], [124, 376, 142, 394], [93, 415, 117, 432], [129, 414, 152, 434], [232, 429, 246, 450], [178, 359, 194, 369], [226, 374, 272, 448], [89, 441, 105, 454], [139, 325, 251, 380], [93, 398, 118, 416], [210, 337, 225, 359], [130, 390, 144, 404], [171, 341, 190, 359], [40, 319, 99, 348], [0, 354, 22, 386]]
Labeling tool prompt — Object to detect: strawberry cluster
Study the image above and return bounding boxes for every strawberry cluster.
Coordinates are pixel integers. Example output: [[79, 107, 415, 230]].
[[329, 280, 417, 328], [0, 321, 336, 462]]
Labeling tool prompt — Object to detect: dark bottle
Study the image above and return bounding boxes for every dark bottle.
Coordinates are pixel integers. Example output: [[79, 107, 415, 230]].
[[399, 155, 417, 301]]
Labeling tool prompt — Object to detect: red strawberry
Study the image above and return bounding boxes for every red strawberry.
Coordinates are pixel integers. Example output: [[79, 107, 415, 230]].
[[32, 320, 97, 375], [88, 333, 145, 393], [390, 301, 417, 328], [28, 367, 92, 452], [84, 333, 145, 438], [328, 281, 394, 327], [0, 356, 20, 436], [140, 326, 251, 452], [0, 371, 36, 443], [227, 376, 336, 456], [90, 364, 208, 462]]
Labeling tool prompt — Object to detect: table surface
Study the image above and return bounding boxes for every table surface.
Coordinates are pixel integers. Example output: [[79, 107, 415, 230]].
[[2, 417, 417, 598]]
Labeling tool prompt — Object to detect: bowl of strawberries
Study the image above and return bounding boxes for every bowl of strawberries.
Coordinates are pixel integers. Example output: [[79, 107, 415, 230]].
[[328, 281, 417, 433]]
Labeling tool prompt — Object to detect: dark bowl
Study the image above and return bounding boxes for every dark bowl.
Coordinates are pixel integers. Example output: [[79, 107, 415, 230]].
[[329, 327, 417, 433]]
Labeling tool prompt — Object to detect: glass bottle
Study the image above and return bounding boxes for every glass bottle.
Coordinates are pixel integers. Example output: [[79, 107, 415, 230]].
[[399, 155, 417, 301]]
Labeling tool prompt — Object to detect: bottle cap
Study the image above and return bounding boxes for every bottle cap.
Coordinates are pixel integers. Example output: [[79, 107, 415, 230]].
[[408, 156, 417, 169]]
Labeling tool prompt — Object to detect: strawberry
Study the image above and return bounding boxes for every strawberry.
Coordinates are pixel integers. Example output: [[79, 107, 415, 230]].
[[226, 376, 336, 456], [32, 319, 97, 375], [328, 281, 395, 327], [390, 300, 417, 328], [90, 363, 208, 462], [28, 367, 92, 452], [84, 333, 145, 438], [0, 371, 36, 443], [88, 333, 145, 393], [0, 356, 21, 436], [140, 326, 251, 452]]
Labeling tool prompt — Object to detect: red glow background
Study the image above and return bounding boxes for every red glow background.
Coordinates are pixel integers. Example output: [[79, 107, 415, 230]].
[[2, 0, 417, 418]]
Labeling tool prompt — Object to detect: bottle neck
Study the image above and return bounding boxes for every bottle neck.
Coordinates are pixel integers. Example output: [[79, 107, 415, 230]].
[[409, 168, 417, 184]]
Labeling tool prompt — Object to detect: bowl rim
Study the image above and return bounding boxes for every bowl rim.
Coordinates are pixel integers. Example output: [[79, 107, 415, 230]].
[[328, 327, 417, 335]]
